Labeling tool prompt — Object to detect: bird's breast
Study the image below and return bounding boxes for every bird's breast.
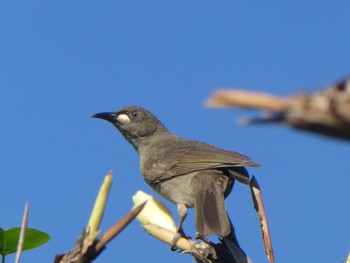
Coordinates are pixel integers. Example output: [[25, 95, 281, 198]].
[[147, 174, 197, 208]]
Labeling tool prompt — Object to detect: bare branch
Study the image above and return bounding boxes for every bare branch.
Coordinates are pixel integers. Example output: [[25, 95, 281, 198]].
[[250, 177, 274, 263], [15, 202, 29, 263], [206, 89, 289, 111], [206, 78, 350, 140], [95, 201, 146, 253], [54, 172, 145, 263]]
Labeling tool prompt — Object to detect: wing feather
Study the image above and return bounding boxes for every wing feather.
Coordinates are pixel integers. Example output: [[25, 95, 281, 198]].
[[143, 139, 259, 183]]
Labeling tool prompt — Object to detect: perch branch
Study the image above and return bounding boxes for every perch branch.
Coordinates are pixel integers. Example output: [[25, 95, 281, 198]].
[[133, 191, 252, 263]]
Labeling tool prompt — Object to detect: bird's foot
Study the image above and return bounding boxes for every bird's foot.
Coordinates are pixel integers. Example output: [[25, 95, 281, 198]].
[[194, 233, 217, 259], [170, 228, 191, 251], [181, 239, 216, 262], [170, 232, 182, 251]]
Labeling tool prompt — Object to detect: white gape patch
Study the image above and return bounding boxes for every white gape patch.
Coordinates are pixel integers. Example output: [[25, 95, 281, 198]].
[[117, 114, 131, 124]]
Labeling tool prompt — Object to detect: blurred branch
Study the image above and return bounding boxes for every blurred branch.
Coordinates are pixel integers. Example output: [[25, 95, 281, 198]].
[[206, 89, 289, 111], [206, 77, 350, 141]]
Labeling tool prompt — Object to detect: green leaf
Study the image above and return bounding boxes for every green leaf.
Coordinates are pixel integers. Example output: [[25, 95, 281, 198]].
[[0, 228, 4, 257], [0, 227, 50, 256]]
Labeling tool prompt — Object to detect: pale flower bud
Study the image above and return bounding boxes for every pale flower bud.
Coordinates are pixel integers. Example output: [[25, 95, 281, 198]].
[[132, 191, 177, 232]]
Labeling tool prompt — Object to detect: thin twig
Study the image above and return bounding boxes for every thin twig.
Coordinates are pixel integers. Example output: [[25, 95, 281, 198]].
[[95, 201, 147, 253], [15, 202, 29, 263], [55, 171, 146, 263], [250, 177, 274, 263]]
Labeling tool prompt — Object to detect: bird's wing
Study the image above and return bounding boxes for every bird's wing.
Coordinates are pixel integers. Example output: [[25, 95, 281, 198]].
[[171, 141, 260, 176], [143, 140, 259, 184], [141, 142, 191, 183]]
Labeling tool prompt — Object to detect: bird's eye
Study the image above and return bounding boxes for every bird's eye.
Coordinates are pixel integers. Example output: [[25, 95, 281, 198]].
[[131, 111, 140, 118]]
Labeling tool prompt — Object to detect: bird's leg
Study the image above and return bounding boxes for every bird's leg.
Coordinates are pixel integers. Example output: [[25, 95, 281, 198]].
[[176, 203, 188, 235], [170, 203, 188, 250]]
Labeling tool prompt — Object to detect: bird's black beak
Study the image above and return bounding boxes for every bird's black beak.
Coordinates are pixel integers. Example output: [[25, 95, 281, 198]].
[[92, 112, 116, 123]]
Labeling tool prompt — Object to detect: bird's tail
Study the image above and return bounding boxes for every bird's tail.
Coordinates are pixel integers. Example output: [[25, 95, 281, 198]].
[[194, 188, 252, 262], [192, 173, 252, 262], [193, 173, 231, 237]]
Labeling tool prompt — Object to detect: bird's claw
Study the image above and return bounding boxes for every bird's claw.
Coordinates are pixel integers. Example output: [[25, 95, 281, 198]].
[[181, 239, 216, 262], [170, 230, 192, 251], [170, 233, 182, 251]]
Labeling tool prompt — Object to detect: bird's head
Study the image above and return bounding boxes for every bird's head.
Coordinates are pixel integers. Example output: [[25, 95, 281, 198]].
[[92, 106, 168, 150]]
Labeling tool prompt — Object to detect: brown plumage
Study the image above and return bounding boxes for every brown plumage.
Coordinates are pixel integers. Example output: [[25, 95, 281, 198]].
[[93, 106, 259, 250]]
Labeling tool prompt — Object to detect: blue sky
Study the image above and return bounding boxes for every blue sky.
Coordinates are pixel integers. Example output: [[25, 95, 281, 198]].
[[1, 1, 349, 262]]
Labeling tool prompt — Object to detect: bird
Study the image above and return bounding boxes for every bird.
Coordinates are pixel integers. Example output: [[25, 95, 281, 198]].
[[93, 106, 259, 261]]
